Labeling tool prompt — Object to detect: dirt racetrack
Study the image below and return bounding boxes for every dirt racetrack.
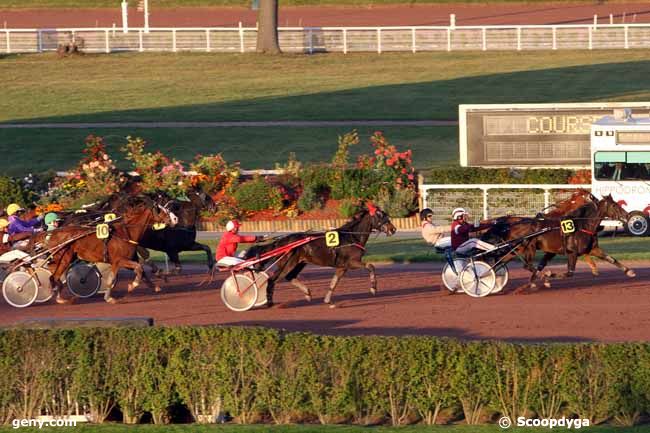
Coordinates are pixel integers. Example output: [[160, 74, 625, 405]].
[[2, 3, 650, 28], [1, 261, 650, 342]]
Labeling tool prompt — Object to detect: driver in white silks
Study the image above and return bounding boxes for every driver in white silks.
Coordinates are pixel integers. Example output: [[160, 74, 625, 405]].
[[450, 208, 496, 256]]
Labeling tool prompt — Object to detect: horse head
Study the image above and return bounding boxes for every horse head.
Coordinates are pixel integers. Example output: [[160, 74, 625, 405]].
[[547, 188, 597, 217], [598, 194, 629, 224], [364, 202, 396, 236]]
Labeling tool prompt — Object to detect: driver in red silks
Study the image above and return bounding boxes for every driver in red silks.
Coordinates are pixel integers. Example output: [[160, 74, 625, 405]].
[[215, 220, 262, 267]]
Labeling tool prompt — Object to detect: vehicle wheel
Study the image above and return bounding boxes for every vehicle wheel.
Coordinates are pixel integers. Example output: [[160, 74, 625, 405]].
[[492, 264, 509, 294], [2, 271, 38, 308], [33, 268, 54, 303], [625, 211, 650, 237], [66, 263, 101, 298], [220, 274, 258, 312], [460, 261, 496, 298], [441, 258, 467, 293], [253, 271, 270, 307]]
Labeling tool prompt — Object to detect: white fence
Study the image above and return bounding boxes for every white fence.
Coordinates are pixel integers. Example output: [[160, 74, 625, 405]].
[[419, 184, 592, 225], [2, 24, 650, 54]]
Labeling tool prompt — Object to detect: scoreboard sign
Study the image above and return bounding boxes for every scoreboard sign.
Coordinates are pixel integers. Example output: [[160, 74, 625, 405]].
[[459, 103, 650, 168]]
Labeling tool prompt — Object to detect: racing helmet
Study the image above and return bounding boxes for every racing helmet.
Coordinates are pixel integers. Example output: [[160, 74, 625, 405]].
[[451, 207, 467, 220], [419, 208, 434, 221], [0, 218, 8, 230], [225, 220, 241, 232], [6, 203, 23, 216], [44, 212, 62, 226]]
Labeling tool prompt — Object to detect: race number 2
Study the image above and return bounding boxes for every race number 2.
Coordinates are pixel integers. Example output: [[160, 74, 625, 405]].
[[325, 231, 340, 247], [96, 224, 110, 239], [560, 219, 575, 234]]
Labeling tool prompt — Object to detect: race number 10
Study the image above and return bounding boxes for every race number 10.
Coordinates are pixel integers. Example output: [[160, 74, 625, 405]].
[[96, 224, 110, 239], [325, 231, 340, 247], [560, 220, 575, 234]]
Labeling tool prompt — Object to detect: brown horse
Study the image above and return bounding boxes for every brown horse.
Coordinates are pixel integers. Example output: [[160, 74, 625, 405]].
[[244, 204, 396, 308], [45, 198, 176, 304], [498, 195, 632, 292]]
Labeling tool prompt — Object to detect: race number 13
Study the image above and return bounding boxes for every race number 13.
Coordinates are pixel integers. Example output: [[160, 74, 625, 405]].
[[325, 231, 340, 247], [560, 220, 575, 234], [96, 224, 110, 239]]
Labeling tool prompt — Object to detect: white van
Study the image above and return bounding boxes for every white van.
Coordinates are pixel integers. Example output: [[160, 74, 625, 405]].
[[591, 110, 650, 236]]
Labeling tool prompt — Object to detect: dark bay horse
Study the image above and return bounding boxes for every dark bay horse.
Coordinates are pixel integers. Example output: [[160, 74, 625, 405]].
[[136, 189, 216, 275], [44, 198, 176, 304], [485, 194, 632, 292], [244, 204, 396, 307]]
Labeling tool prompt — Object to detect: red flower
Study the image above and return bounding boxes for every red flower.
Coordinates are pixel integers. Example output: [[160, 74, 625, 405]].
[[407, 174, 414, 180], [401, 168, 408, 174]]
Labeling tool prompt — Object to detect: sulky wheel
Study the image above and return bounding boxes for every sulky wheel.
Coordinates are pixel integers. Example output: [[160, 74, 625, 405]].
[[441, 258, 467, 293], [2, 271, 38, 308], [66, 263, 101, 298], [491, 264, 509, 294], [33, 268, 54, 303], [460, 261, 496, 298], [94, 262, 117, 294], [252, 271, 270, 307], [220, 274, 258, 312]]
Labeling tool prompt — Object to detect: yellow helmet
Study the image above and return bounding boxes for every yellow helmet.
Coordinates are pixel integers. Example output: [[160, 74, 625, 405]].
[[6, 203, 23, 216], [0, 218, 8, 230]]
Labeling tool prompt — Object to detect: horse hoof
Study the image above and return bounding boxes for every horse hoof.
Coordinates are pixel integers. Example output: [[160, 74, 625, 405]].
[[543, 271, 553, 277], [304, 295, 312, 302], [127, 283, 139, 293], [591, 270, 600, 276], [369, 288, 376, 296], [154, 285, 162, 293], [327, 303, 337, 309], [627, 270, 636, 278], [56, 296, 72, 305], [105, 297, 119, 304], [543, 281, 552, 289]]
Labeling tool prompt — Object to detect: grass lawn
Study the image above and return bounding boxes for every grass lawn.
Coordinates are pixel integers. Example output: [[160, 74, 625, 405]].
[[0, 424, 647, 433], [2, 50, 649, 174], [0, 126, 457, 175], [147, 234, 650, 264]]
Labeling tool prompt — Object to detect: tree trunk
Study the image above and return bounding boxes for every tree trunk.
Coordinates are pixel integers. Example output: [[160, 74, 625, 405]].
[[256, 0, 281, 54]]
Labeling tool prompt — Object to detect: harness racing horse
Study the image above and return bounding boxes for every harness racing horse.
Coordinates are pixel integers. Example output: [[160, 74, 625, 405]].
[[44, 197, 176, 304], [136, 189, 216, 275], [521, 194, 633, 290], [244, 203, 396, 308]]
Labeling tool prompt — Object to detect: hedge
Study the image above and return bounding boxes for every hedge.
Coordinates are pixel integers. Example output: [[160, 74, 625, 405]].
[[428, 167, 576, 185], [2, 327, 650, 426]]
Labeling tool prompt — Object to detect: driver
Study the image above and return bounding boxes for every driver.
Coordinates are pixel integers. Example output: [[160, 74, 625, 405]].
[[6, 203, 42, 236], [0, 218, 31, 255], [215, 220, 264, 267], [451, 208, 495, 255], [420, 208, 441, 245]]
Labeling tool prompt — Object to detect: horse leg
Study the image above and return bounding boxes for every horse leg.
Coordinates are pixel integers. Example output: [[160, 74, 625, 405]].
[[589, 246, 636, 277], [115, 258, 145, 294], [324, 268, 347, 308], [583, 255, 599, 276], [188, 242, 214, 271], [558, 253, 578, 279], [51, 249, 74, 304], [104, 262, 120, 304], [137, 246, 160, 276], [168, 251, 182, 275], [285, 262, 311, 301]]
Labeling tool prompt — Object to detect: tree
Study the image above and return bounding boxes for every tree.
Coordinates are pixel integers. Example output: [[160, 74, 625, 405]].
[[256, 0, 281, 54]]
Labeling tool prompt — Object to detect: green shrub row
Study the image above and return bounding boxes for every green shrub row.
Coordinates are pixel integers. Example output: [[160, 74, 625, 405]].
[[2, 327, 650, 426], [428, 167, 577, 185]]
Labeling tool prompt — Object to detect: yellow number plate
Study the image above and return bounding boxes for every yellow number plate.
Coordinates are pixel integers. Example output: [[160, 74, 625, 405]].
[[152, 223, 166, 231], [325, 231, 340, 247], [96, 224, 110, 239], [103, 213, 117, 222], [560, 220, 575, 234]]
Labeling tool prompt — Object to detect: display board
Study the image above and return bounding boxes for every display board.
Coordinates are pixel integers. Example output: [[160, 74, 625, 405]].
[[459, 103, 650, 168]]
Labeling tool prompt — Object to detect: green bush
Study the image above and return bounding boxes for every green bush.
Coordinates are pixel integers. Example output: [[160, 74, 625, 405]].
[[297, 186, 323, 212], [0, 176, 34, 209], [339, 198, 360, 218], [234, 176, 283, 212], [2, 328, 650, 427], [429, 167, 575, 185], [374, 187, 418, 218]]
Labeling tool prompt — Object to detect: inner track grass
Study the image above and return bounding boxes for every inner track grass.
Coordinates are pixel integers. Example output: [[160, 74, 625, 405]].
[[2, 50, 649, 173]]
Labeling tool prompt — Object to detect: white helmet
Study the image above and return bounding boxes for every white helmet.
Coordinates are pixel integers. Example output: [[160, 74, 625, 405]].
[[452, 207, 467, 220], [225, 220, 241, 232]]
